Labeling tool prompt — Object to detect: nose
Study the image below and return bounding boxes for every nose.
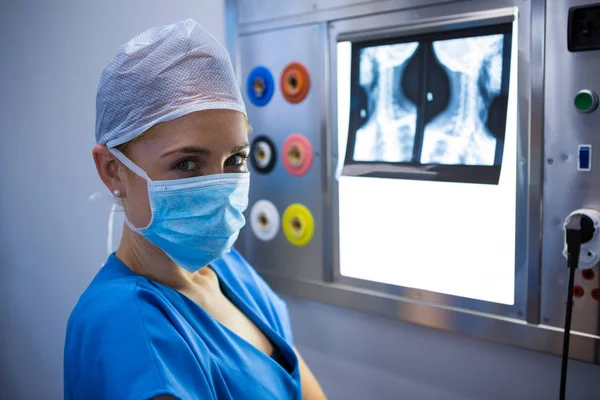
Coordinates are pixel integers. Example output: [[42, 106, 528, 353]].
[[204, 161, 226, 176], [202, 159, 227, 175]]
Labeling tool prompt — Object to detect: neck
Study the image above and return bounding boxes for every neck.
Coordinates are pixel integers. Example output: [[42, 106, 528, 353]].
[[116, 224, 202, 290]]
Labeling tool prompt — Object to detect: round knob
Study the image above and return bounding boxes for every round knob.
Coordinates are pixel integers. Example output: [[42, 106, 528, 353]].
[[574, 89, 598, 113]]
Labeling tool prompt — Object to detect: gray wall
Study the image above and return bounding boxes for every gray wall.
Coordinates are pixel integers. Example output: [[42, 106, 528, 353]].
[[0, 1, 599, 399], [287, 296, 600, 400], [0, 1, 224, 399]]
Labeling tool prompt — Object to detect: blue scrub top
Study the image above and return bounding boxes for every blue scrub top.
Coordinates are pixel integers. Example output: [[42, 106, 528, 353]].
[[64, 250, 301, 400]]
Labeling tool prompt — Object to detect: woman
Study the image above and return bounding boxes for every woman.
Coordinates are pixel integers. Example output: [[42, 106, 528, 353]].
[[64, 19, 326, 400]]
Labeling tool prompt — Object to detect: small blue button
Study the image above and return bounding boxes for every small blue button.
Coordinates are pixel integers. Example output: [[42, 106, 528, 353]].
[[578, 145, 592, 171]]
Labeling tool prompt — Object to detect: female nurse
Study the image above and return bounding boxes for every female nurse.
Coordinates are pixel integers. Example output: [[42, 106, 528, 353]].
[[64, 19, 326, 400]]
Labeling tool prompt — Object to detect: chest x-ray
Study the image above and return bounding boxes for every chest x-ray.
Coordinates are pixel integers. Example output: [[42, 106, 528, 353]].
[[344, 25, 512, 184]]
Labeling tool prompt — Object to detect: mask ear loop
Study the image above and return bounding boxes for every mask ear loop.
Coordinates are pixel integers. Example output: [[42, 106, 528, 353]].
[[107, 202, 118, 255], [89, 190, 124, 256], [109, 148, 152, 181], [107, 196, 126, 255], [109, 147, 153, 233]]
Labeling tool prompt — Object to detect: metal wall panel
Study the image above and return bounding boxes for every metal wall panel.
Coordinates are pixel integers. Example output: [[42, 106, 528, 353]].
[[237, 0, 374, 25], [230, 0, 600, 363], [235, 0, 463, 34], [541, 0, 600, 336], [238, 24, 328, 282]]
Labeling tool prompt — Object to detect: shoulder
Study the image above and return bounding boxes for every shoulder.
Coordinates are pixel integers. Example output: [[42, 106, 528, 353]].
[[65, 268, 214, 399], [65, 277, 170, 380], [67, 276, 158, 340], [67, 255, 176, 340]]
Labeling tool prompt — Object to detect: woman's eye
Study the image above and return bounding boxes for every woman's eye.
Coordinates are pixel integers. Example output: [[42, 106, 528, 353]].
[[226, 154, 247, 167], [174, 160, 197, 171]]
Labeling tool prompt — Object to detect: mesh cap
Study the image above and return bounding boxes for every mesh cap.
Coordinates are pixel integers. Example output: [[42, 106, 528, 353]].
[[95, 19, 246, 147]]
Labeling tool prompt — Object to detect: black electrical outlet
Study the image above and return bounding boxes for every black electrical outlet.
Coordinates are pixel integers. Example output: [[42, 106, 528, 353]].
[[568, 3, 600, 52]]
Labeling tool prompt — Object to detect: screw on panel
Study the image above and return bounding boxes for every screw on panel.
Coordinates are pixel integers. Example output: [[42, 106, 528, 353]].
[[547, 158, 554, 165]]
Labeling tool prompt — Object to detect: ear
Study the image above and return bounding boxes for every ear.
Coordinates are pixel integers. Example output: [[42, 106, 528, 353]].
[[92, 145, 125, 196]]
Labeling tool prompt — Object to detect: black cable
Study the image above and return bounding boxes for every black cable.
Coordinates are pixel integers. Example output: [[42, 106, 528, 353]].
[[559, 266, 576, 400], [560, 215, 583, 400]]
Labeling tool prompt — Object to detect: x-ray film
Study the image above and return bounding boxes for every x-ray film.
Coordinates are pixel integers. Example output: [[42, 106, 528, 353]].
[[343, 24, 512, 184]]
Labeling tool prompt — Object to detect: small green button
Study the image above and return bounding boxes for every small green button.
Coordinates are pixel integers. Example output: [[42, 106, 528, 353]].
[[574, 90, 598, 113]]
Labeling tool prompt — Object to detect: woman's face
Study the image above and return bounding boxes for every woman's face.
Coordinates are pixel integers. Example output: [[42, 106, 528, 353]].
[[105, 109, 250, 228]]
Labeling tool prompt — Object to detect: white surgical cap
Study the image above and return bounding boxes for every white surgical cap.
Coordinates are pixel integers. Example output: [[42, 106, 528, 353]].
[[95, 19, 246, 148]]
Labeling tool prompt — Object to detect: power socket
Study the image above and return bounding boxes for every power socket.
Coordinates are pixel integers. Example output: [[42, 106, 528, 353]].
[[563, 208, 600, 269], [568, 3, 600, 52]]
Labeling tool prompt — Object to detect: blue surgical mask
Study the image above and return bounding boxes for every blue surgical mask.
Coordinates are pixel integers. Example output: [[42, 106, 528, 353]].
[[110, 148, 249, 272]]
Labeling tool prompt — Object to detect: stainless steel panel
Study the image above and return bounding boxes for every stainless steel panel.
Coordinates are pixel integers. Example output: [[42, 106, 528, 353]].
[[238, 24, 328, 282], [333, 6, 516, 42], [236, 0, 467, 35], [542, 0, 600, 336], [227, 0, 600, 362], [234, 0, 474, 33], [264, 274, 600, 363], [236, 0, 377, 25], [525, 0, 545, 325]]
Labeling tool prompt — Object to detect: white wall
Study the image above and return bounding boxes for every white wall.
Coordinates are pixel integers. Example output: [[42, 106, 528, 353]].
[[0, 1, 224, 398]]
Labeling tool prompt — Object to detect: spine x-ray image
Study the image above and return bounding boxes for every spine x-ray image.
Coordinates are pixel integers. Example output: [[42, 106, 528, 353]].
[[422, 35, 504, 165], [352, 42, 419, 162], [344, 24, 512, 184]]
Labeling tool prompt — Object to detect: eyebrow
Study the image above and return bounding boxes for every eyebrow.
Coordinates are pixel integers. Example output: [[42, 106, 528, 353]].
[[161, 146, 211, 158], [232, 143, 250, 153], [160, 143, 250, 158]]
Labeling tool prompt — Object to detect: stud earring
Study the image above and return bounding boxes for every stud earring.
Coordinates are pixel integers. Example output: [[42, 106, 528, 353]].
[[113, 189, 122, 197]]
